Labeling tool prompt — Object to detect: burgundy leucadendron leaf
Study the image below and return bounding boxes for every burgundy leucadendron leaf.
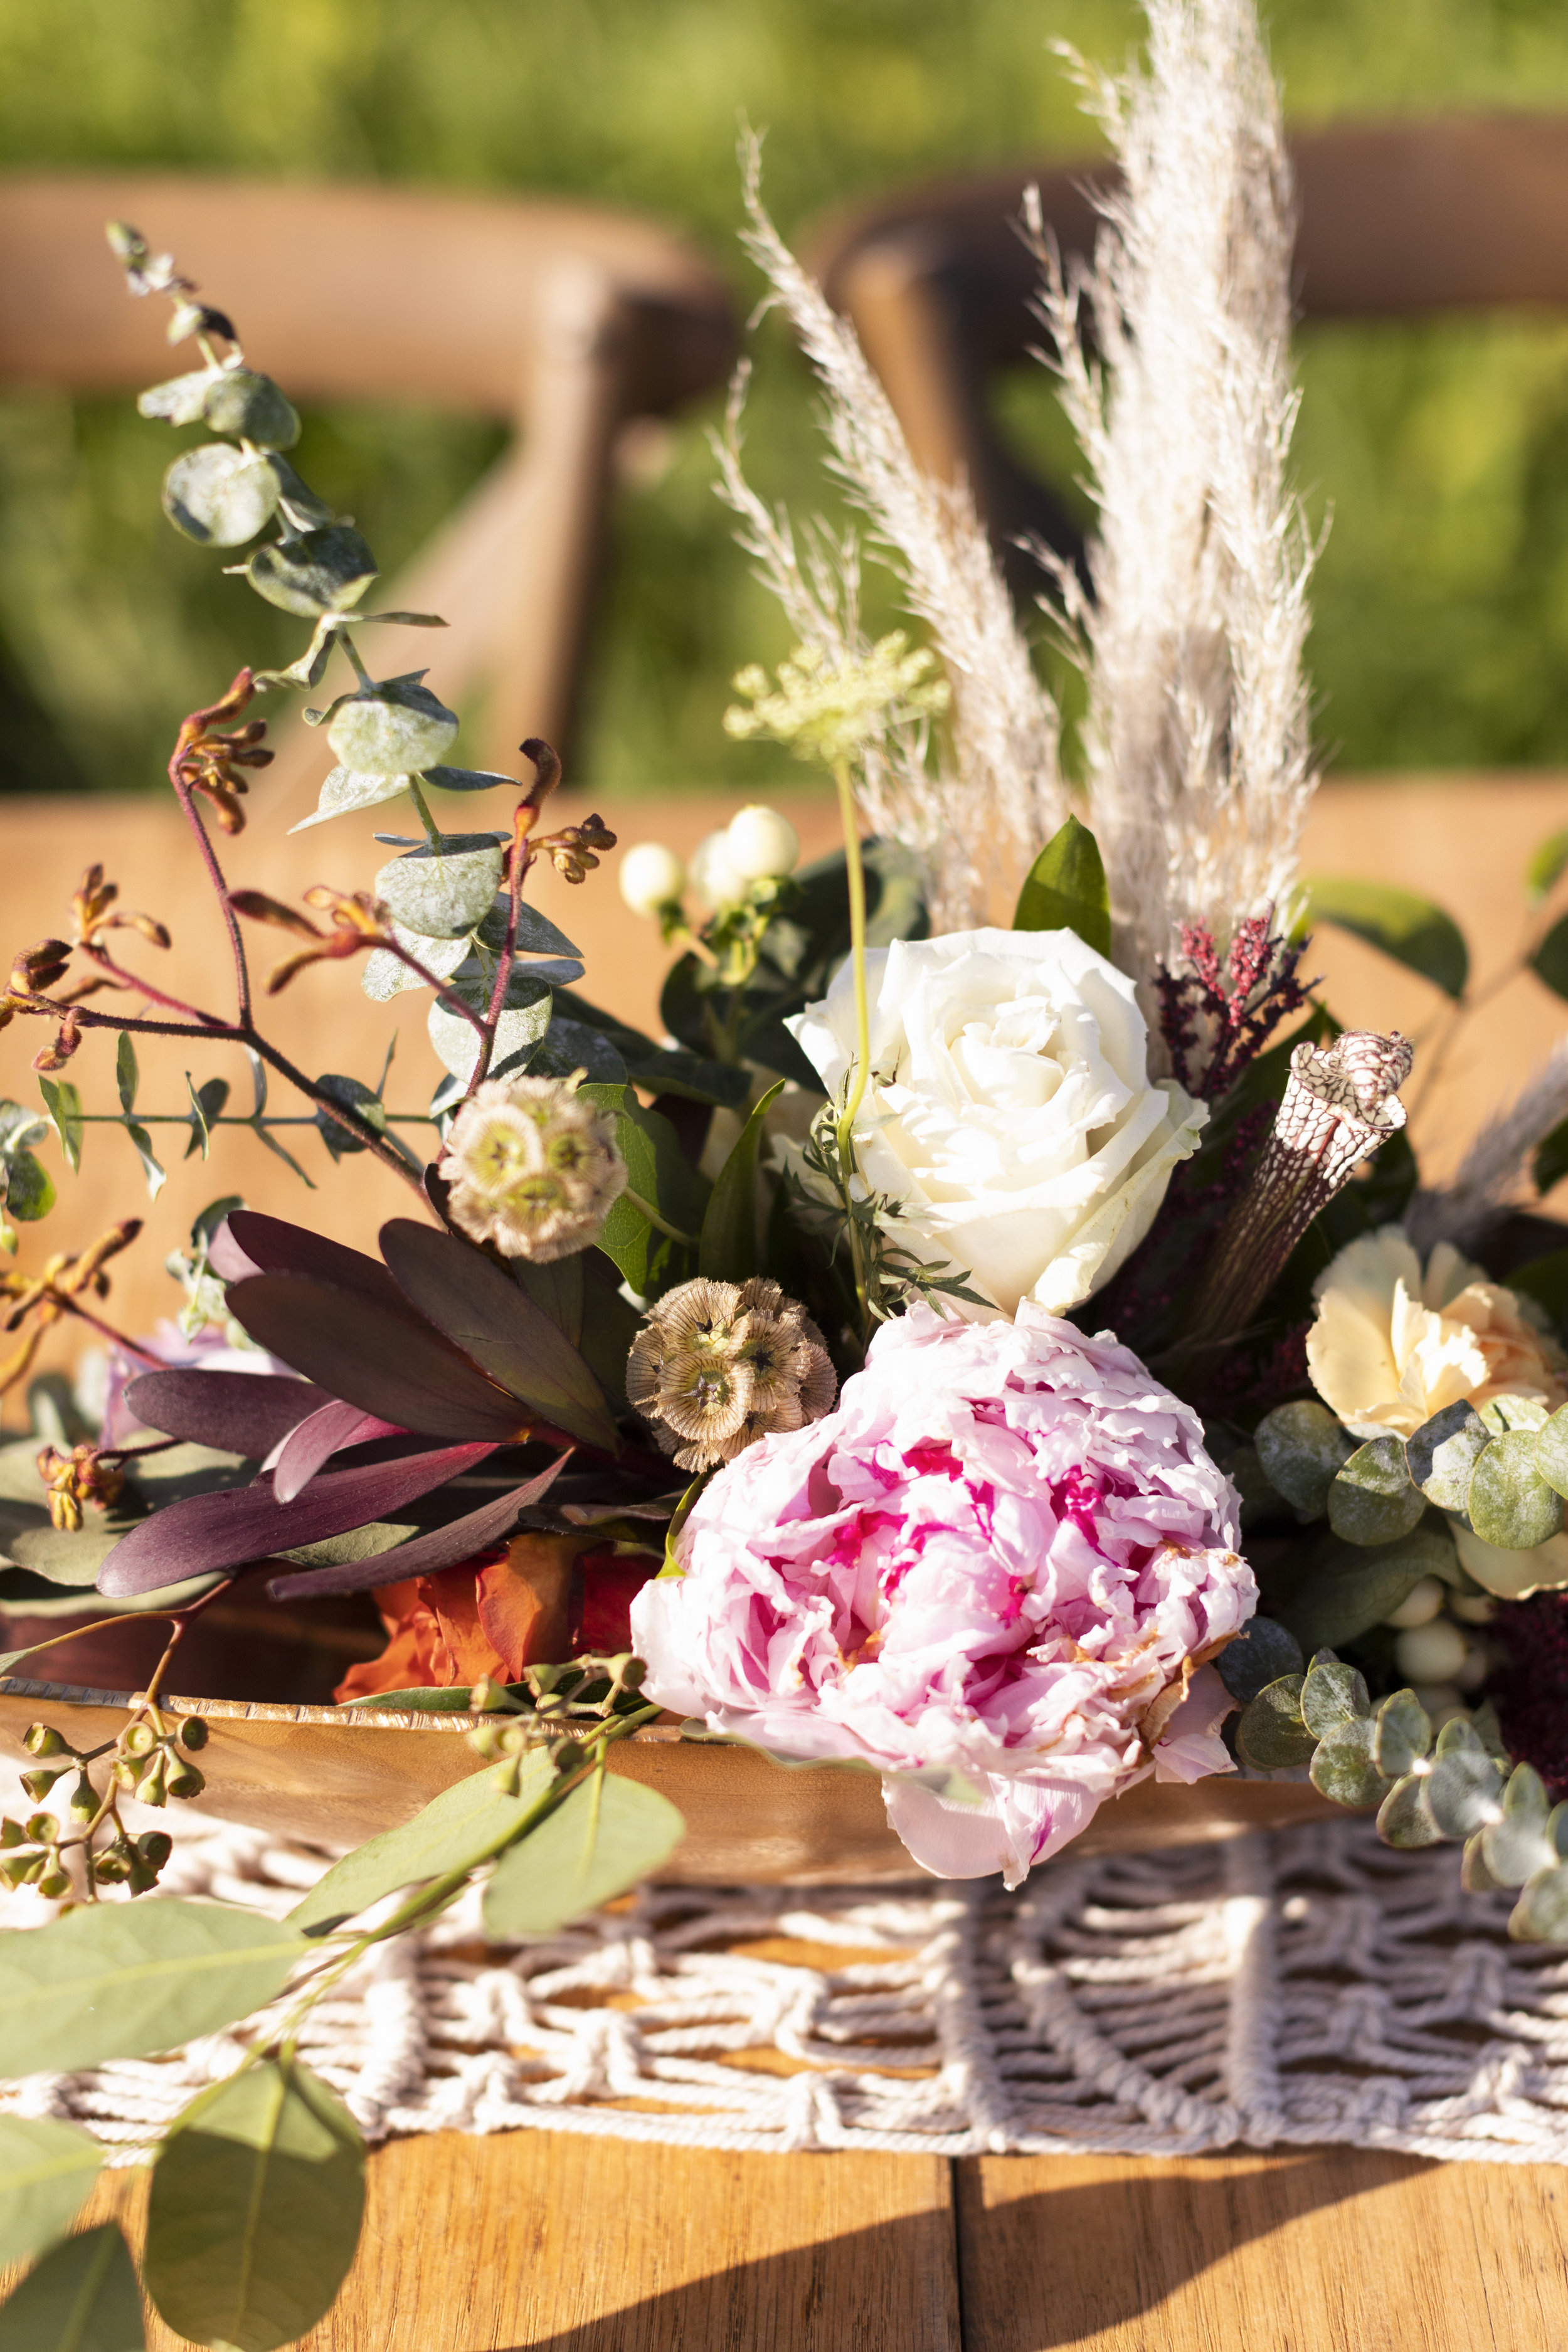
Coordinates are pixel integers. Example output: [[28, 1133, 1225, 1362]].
[[271, 1399, 404, 1503], [124, 1369, 327, 1458], [379, 1220, 620, 1456], [224, 1275, 530, 1443], [97, 1443, 501, 1594], [266, 1451, 573, 1600], [223, 1209, 408, 1314]]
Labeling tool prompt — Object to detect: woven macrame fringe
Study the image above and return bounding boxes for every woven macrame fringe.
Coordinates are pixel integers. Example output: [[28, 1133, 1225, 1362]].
[[5, 1761, 1568, 2164]]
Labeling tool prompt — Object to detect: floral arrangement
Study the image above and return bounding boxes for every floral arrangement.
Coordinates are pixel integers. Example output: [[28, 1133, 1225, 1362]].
[[6, 0, 1568, 2339]]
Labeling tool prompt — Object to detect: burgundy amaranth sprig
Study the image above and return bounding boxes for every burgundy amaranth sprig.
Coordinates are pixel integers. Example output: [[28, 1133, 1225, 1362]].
[[1155, 915, 1313, 1103], [1180, 1027, 1414, 1350]]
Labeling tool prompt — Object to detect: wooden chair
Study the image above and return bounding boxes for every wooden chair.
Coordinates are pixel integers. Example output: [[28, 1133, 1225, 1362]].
[[0, 174, 738, 805], [805, 114, 1568, 599]]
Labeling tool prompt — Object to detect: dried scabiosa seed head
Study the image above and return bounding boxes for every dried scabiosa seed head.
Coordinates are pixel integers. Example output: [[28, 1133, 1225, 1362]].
[[628, 1275, 837, 1472], [441, 1071, 627, 1261]]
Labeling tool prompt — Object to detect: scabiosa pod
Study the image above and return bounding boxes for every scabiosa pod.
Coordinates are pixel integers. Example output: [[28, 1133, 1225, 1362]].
[[631, 1303, 1255, 1887], [440, 1071, 627, 1262], [627, 1275, 837, 1472]]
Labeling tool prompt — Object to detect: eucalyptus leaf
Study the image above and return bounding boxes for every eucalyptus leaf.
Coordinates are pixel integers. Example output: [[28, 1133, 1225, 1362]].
[[137, 366, 216, 426], [1283, 1523, 1457, 1653], [1011, 814, 1112, 958], [361, 926, 470, 1003], [1214, 1617, 1305, 1704], [1300, 1652, 1371, 1737], [426, 984, 551, 1084], [1462, 1827, 1507, 1895], [0, 2221, 145, 2352], [1376, 1772, 1443, 1848], [1425, 1744, 1507, 1840], [0, 1901, 305, 2076], [1530, 911, 1568, 1005], [144, 2058, 363, 2352], [1468, 1429, 1564, 1549], [1480, 1394, 1550, 1435], [1309, 1716, 1386, 1808], [1327, 1438, 1426, 1546], [1406, 1400, 1490, 1514], [1535, 1403, 1568, 1502], [1301, 876, 1469, 999], [1373, 1688, 1432, 1779], [422, 764, 517, 794], [474, 899, 583, 962], [483, 1772, 685, 1937], [114, 1034, 137, 1118], [326, 680, 457, 777], [290, 1752, 556, 1934], [1483, 1761, 1557, 1886], [525, 1017, 625, 1083], [0, 2113, 104, 2269], [200, 366, 301, 448], [291, 764, 418, 832], [36, 1079, 82, 1175], [1510, 1860, 1568, 1942], [3, 1150, 54, 1222], [5, 1519, 137, 1585], [122, 1120, 166, 1202], [162, 442, 279, 546], [312, 1074, 387, 1163], [582, 1084, 710, 1298], [1527, 825, 1568, 904], [1253, 1401, 1355, 1519], [374, 839, 505, 939], [1236, 1674, 1315, 1771], [245, 524, 376, 617], [265, 454, 333, 528]]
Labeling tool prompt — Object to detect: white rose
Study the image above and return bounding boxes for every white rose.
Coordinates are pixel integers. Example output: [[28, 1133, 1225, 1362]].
[[783, 926, 1206, 1318]]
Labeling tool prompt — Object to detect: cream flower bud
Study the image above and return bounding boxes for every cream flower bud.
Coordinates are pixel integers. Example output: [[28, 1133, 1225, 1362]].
[[618, 840, 687, 918], [441, 1072, 627, 1262], [726, 804, 798, 883], [689, 829, 747, 914]]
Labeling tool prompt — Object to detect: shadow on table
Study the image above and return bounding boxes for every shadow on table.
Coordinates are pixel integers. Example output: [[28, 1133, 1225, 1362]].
[[953, 2148, 1436, 2350], [494, 2149, 1426, 2351]]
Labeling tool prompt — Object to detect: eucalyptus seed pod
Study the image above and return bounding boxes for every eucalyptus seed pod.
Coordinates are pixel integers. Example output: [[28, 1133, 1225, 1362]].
[[123, 1722, 157, 1757], [24, 1813, 58, 1845], [0, 1854, 35, 1888], [68, 1776, 98, 1824], [165, 1760, 206, 1802], [20, 1766, 67, 1803], [112, 1759, 140, 1793], [0, 1818, 23, 1848], [136, 1831, 174, 1873], [135, 1754, 168, 1808], [36, 1872, 72, 1902], [178, 1717, 209, 1751], [23, 1722, 68, 1757]]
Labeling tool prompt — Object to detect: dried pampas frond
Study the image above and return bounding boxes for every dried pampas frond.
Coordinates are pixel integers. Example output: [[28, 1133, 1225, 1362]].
[[1406, 1042, 1568, 1254], [728, 134, 1066, 932], [1031, 0, 1319, 1001]]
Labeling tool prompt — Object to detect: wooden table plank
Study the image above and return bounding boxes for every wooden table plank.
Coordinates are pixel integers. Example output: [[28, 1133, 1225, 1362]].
[[70, 2129, 961, 2352], [956, 2149, 1568, 2351]]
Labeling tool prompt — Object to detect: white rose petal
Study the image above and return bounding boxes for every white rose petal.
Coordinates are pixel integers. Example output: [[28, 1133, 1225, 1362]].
[[782, 925, 1206, 1319]]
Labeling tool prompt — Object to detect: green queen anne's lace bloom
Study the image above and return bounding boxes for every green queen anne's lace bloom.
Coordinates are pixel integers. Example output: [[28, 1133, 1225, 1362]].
[[442, 1072, 627, 1261], [722, 632, 949, 769]]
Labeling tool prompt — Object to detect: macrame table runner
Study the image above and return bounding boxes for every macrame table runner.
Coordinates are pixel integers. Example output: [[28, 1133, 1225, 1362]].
[[5, 1759, 1568, 2168]]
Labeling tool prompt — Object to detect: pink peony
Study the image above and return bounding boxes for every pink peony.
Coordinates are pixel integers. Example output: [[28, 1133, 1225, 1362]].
[[632, 1303, 1255, 1887]]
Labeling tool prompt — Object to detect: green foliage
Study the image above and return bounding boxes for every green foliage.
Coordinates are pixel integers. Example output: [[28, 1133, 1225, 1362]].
[[0, 2116, 104, 2270], [1253, 1400, 1354, 1520], [1406, 1399, 1490, 1513], [1010, 815, 1111, 956], [699, 1079, 783, 1281], [0, 2222, 145, 2351], [1298, 877, 1468, 999], [144, 2058, 364, 2352], [1213, 1616, 1303, 1704], [1468, 1427, 1564, 1548], [482, 1771, 684, 1937], [1325, 1436, 1426, 1546], [0, 1901, 305, 2076], [1236, 1673, 1316, 1771], [584, 1083, 711, 1298], [1281, 1522, 1456, 1654], [289, 1752, 556, 1934], [1528, 911, 1568, 1004]]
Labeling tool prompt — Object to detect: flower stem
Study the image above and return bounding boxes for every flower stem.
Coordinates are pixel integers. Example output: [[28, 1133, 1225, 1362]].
[[832, 758, 872, 1162]]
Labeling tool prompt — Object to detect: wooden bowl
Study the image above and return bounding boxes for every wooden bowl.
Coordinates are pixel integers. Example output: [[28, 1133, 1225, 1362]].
[[0, 1674, 1335, 1883]]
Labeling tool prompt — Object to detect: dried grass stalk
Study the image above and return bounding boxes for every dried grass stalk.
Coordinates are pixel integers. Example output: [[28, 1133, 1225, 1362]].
[[1030, 0, 1319, 998], [729, 135, 1066, 931]]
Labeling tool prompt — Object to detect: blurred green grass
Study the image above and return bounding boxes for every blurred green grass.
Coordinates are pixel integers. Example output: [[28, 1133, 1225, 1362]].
[[4, 0, 1568, 797]]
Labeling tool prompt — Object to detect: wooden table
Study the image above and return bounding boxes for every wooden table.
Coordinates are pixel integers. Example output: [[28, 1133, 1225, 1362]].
[[71, 2128, 1568, 2348]]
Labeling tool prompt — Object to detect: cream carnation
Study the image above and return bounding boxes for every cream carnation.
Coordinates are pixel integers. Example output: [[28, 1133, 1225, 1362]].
[[783, 928, 1205, 1318], [1306, 1227, 1568, 1441]]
